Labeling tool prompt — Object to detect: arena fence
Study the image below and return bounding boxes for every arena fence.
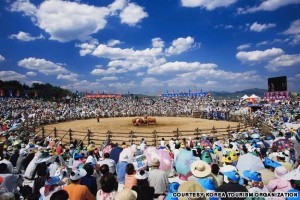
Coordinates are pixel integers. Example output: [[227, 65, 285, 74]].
[[0, 114, 273, 149], [34, 123, 251, 147]]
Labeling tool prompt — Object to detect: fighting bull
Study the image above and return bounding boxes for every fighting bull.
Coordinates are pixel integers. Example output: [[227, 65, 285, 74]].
[[144, 116, 157, 125], [132, 118, 144, 126]]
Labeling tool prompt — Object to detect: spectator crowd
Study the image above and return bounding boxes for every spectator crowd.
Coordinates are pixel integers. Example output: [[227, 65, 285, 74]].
[[0, 96, 300, 200]]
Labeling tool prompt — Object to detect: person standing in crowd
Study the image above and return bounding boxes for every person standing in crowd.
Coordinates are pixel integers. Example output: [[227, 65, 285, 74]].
[[96, 172, 118, 200], [124, 163, 137, 189], [148, 158, 169, 198], [0, 152, 13, 173], [97, 153, 116, 174], [216, 170, 248, 200], [63, 170, 96, 200], [132, 170, 154, 200], [80, 163, 97, 196]]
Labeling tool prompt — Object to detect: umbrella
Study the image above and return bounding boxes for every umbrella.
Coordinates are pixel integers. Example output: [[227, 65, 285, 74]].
[[236, 153, 265, 173], [214, 140, 224, 148], [174, 149, 200, 176], [143, 146, 157, 165], [119, 147, 134, 162], [102, 144, 113, 155], [282, 166, 300, 181], [201, 140, 212, 148], [110, 146, 123, 164], [272, 137, 293, 152], [153, 149, 172, 171]]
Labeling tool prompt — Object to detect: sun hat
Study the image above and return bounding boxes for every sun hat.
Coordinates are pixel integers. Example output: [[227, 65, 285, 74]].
[[274, 166, 288, 178], [70, 168, 87, 181], [190, 160, 211, 178], [223, 170, 240, 182], [45, 176, 62, 186], [115, 188, 138, 200], [178, 181, 205, 200], [198, 177, 216, 190], [74, 153, 82, 160], [277, 152, 286, 159], [165, 182, 180, 200], [242, 170, 262, 182], [7, 146, 13, 152], [169, 182, 180, 192], [151, 158, 160, 167], [219, 164, 237, 173], [135, 170, 148, 180], [264, 157, 281, 168]]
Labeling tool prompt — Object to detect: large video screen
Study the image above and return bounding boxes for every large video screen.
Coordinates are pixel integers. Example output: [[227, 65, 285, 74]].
[[268, 76, 287, 92]]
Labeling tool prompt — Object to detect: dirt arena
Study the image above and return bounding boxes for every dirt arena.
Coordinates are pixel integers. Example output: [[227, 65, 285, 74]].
[[43, 117, 239, 133], [42, 117, 240, 145]]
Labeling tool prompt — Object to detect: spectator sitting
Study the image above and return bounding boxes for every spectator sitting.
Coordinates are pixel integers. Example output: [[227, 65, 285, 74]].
[[97, 153, 116, 174], [50, 190, 69, 200], [39, 176, 65, 200], [132, 170, 154, 200], [80, 163, 97, 196], [96, 172, 118, 200], [63, 169, 96, 200], [124, 163, 137, 189]]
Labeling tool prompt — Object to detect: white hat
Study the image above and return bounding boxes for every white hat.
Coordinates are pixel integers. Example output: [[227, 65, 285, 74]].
[[70, 169, 87, 181], [190, 160, 211, 178], [135, 170, 149, 180], [115, 188, 137, 200], [274, 166, 288, 178]]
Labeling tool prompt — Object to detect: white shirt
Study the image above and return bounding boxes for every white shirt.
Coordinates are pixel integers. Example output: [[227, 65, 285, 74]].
[[97, 158, 116, 174], [0, 159, 13, 173], [85, 155, 97, 165]]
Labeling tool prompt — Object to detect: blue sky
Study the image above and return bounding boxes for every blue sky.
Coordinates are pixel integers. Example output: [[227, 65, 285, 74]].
[[0, 0, 299, 95]]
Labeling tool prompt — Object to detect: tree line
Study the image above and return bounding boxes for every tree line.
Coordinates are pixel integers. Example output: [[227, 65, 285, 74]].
[[0, 80, 71, 101]]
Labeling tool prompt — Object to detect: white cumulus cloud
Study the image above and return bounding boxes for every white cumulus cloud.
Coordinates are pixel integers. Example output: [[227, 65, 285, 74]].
[[101, 76, 119, 81], [283, 19, 300, 45], [109, 0, 127, 14], [11, 0, 110, 42], [107, 39, 122, 47], [0, 71, 26, 81], [237, 43, 251, 51], [181, 0, 237, 10], [165, 37, 196, 56], [236, 48, 284, 64], [250, 22, 276, 32], [238, 0, 300, 14], [18, 57, 69, 75], [0, 55, 5, 62], [57, 73, 79, 81], [120, 3, 148, 26], [9, 31, 44, 41], [265, 54, 300, 71], [148, 61, 217, 75], [26, 71, 36, 76]]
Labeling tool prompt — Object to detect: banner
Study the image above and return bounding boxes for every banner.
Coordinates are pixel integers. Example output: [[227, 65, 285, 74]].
[[131, 155, 147, 170]]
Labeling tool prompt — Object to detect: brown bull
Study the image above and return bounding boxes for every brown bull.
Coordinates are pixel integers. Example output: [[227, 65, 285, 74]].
[[132, 118, 144, 126], [144, 116, 157, 125]]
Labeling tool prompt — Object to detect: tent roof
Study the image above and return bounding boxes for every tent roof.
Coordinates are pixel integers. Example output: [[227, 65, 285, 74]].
[[249, 94, 259, 98], [241, 95, 249, 99]]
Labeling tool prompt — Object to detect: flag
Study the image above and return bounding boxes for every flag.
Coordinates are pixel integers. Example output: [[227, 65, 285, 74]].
[[16, 90, 20, 97], [193, 85, 197, 93], [0, 89, 4, 96], [34, 90, 38, 97]]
